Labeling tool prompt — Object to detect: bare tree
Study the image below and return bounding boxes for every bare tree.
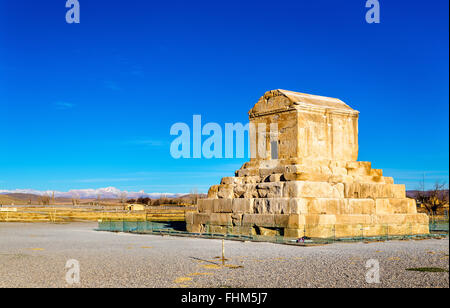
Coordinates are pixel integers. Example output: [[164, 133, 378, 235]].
[[415, 181, 449, 215], [39, 193, 51, 206], [160, 194, 167, 206], [119, 192, 128, 204], [190, 188, 199, 205], [71, 192, 80, 206]]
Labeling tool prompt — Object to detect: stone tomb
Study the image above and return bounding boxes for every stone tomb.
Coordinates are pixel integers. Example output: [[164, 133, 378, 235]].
[[186, 89, 429, 238]]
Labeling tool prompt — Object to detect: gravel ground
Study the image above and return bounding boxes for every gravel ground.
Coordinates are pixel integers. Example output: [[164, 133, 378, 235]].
[[0, 222, 448, 288]]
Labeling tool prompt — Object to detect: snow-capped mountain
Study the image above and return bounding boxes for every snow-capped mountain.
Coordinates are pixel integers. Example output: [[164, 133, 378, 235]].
[[0, 187, 182, 199]]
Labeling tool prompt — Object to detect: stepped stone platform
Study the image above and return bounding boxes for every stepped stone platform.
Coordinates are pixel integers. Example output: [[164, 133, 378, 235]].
[[186, 89, 429, 238]]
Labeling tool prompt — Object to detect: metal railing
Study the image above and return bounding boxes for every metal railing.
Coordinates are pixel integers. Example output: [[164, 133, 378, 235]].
[[96, 219, 449, 246]]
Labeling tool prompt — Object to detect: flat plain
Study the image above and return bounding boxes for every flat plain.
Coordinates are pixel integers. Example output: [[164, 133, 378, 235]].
[[0, 222, 448, 288]]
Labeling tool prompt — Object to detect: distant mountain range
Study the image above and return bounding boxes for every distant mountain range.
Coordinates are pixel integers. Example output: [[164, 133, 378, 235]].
[[406, 190, 449, 199], [0, 187, 183, 200], [3, 187, 445, 202]]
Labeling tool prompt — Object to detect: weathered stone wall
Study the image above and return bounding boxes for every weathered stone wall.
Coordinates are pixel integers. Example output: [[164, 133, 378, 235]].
[[249, 110, 298, 161], [297, 109, 358, 162]]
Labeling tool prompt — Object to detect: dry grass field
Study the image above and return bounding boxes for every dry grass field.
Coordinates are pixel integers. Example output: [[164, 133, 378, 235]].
[[0, 205, 193, 223], [0, 195, 24, 205]]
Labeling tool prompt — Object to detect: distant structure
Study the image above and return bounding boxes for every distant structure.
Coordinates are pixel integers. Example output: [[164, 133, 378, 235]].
[[186, 90, 429, 238]]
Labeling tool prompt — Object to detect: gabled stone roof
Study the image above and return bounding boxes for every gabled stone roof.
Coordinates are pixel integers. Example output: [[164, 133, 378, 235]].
[[249, 89, 359, 116]]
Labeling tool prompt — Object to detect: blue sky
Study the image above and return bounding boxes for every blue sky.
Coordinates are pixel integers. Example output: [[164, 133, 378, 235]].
[[0, 0, 448, 193]]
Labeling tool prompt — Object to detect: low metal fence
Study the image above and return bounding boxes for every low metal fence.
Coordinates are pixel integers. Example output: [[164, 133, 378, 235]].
[[96, 219, 448, 246]]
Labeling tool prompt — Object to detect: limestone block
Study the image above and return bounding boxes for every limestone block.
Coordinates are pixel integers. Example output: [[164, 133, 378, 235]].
[[392, 184, 406, 198], [287, 214, 336, 228], [274, 214, 289, 227], [233, 184, 246, 198], [331, 167, 348, 176], [242, 214, 275, 227], [213, 199, 233, 213], [405, 213, 429, 224], [209, 213, 232, 226], [221, 177, 234, 185], [369, 176, 384, 183], [334, 224, 361, 238], [410, 223, 430, 235], [231, 213, 242, 226], [288, 198, 309, 214], [334, 224, 387, 238], [186, 223, 204, 233], [207, 185, 219, 199], [361, 225, 387, 237], [375, 199, 391, 215], [347, 167, 371, 177], [271, 166, 286, 174], [266, 183, 285, 198], [352, 175, 385, 184], [285, 165, 302, 173], [185, 211, 194, 225], [283, 181, 341, 198], [256, 182, 284, 198], [347, 199, 376, 215], [236, 169, 248, 177], [253, 198, 289, 214], [193, 213, 210, 225], [308, 198, 343, 214], [256, 226, 281, 237], [376, 198, 416, 214], [237, 168, 258, 177], [384, 214, 410, 225], [209, 225, 229, 234], [387, 198, 417, 214], [344, 183, 406, 199], [217, 184, 234, 199], [305, 165, 332, 175], [328, 160, 347, 169], [198, 199, 213, 213], [265, 198, 290, 214], [235, 226, 257, 236], [306, 225, 335, 238], [335, 214, 372, 225], [328, 175, 354, 184], [305, 214, 336, 226], [370, 169, 383, 177], [269, 173, 282, 182], [282, 172, 330, 182], [372, 214, 426, 225], [281, 172, 300, 181], [287, 214, 306, 229], [243, 176, 260, 184], [384, 177, 394, 184], [333, 183, 345, 198], [385, 224, 412, 236], [253, 199, 269, 214], [284, 228, 304, 238], [259, 168, 273, 179], [241, 184, 258, 198], [232, 198, 254, 213], [346, 161, 371, 175]]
